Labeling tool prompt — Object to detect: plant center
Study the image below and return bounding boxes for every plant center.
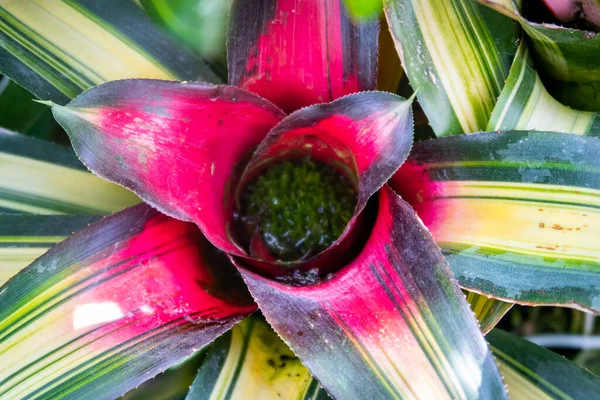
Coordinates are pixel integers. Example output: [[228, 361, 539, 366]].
[[239, 158, 357, 262]]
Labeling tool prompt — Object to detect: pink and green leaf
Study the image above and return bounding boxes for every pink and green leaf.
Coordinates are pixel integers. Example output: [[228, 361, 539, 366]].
[[391, 131, 600, 312], [48, 79, 285, 256], [238, 186, 507, 399], [243, 90, 414, 219], [0, 204, 256, 399], [227, 0, 378, 112], [237, 90, 413, 274], [488, 329, 600, 398]]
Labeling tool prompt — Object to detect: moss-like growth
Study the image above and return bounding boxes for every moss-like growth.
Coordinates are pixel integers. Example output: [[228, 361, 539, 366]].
[[240, 158, 356, 261]]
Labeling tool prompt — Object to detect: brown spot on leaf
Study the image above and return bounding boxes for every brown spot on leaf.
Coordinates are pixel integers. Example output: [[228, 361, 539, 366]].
[[536, 245, 556, 250]]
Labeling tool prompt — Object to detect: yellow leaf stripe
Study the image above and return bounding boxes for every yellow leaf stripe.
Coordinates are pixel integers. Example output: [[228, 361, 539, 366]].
[[189, 317, 326, 400], [0, 0, 218, 103]]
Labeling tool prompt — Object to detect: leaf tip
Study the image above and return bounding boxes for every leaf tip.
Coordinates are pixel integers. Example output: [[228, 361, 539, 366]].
[[32, 99, 56, 107], [408, 88, 420, 103]]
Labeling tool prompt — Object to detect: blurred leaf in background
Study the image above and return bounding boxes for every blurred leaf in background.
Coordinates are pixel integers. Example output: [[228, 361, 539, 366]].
[[499, 304, 599, 374], [0, 77, 46, 133], [0, 76, 65, 142], [344, 0, 383, 19], [141, 0, 233, 77], [576, 350, 600, 376]]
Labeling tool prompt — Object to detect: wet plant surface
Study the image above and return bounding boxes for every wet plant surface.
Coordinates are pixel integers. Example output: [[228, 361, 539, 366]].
[[238, 157, 357, 261]]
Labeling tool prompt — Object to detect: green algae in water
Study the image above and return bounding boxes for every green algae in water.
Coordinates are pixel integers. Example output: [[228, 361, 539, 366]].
[[240, 158, 357, 261]]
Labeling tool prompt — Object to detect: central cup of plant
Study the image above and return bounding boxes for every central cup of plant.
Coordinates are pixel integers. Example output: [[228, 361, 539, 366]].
[[238, 157, 357, 262]]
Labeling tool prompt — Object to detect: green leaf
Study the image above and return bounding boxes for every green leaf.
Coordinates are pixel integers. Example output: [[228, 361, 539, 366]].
[[477, 0, 600, 111], [467, 292, 513, 334], [122, 350, 207, 400], [187, 315, 330, 400], [392, 131, 600, 312], [488, 329, 600, 398], [384, 0, 518, 136], [0, 0, 219, 104], [0, 128, 139, 214], [0, 214, 100, 286], [0, 76, 47, 133], [488, 40, 600, 135], [343, 0, 383, 19], [140, 0, 231, 64], [0, 204, 256, 399]]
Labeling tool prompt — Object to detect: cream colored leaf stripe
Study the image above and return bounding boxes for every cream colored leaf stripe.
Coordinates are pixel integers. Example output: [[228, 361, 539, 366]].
[[0, 214, 100, 286], [394, 131, 600, 310], [384, 0, 516, 136], [432, 178, 600, 311], [435, 180, 600, 267], [488, 41, 600, 135], [0, 129, 139, 215], [466, 292, 513, 334], [398, 131, 600, 312], [0, 0, 218, 104], [188, 316, 330, 400], [476, 0, 600, 110], [0, 206, 252, 400]]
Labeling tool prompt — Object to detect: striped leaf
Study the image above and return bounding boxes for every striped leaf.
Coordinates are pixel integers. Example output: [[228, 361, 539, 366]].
[[0, 214, 100, 286], [467, 292, 513, 334], [0, 204, 256, 400], [0, 128, 139, 215], [239, 186, 507, 399], [488, 329, 600, 398], [187, 316, 330, 400], [0, 0, 219, 104], [488, 40, 600, 136], [384, 0, 518, 136], [391, 131, 600, 312], [477, 0, 600, 111], [46, 79, 285, 257]]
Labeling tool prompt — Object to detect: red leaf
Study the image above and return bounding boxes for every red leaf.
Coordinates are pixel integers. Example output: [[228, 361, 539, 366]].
[[0, 204, 256, 399], [238, 186, 506, 398], [235, 91, 414, 274], [51, 80, 285, 255], [228, 0, 379, 112], [242, 91, 414, 217]]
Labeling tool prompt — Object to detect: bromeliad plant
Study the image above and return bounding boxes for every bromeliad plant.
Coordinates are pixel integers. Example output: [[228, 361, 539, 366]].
[[0, 0, 600, 399]]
